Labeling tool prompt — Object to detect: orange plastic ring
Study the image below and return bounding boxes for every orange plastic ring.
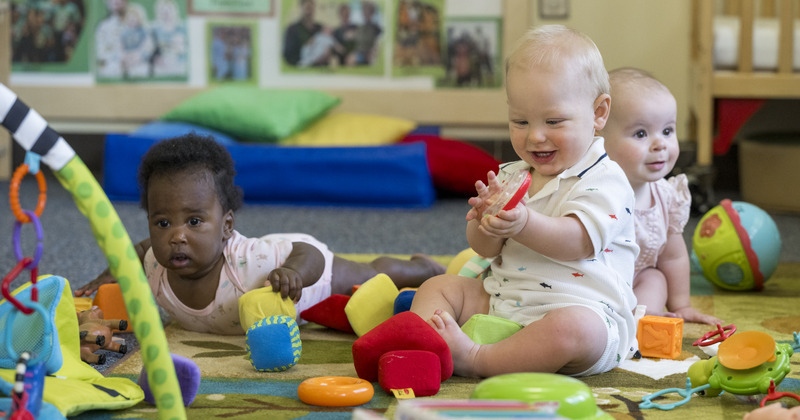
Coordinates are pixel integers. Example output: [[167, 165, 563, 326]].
[[297, 376, 374, 407], [9, 164, 47, 224]]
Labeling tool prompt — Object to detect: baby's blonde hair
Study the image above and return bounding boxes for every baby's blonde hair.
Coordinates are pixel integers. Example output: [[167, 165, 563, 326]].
[[505, 25, 609, 99], [609, 67, 672, 97]]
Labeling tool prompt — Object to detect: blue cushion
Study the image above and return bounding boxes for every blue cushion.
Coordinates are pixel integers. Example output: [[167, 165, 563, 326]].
[[131, 121, 237, 146], [103, 134, 435, 208]]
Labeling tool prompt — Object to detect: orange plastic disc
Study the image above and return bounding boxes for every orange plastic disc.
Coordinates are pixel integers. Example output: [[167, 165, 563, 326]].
[[717, 331, 776, 370], [9, 164, 47, 223], [297, 376, 374, 407]]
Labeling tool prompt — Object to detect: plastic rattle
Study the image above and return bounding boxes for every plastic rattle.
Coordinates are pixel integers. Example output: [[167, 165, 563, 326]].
[[484, 169, 531, 217]]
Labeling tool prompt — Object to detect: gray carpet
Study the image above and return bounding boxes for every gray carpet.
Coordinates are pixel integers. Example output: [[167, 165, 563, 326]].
[[0, 174, 472, 292]]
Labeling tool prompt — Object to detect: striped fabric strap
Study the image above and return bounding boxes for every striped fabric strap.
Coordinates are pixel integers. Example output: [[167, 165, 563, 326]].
[[458, 255, 492, 279], [0, 83, 75, 171]]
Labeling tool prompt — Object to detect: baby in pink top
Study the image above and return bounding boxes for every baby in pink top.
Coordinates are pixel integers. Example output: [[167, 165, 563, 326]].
[[75, 134, 444, 334], [601, 67, 721, 325]]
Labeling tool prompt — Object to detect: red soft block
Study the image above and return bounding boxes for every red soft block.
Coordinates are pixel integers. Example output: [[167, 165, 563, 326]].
[[352, 311, 452, 382], [379, 350, 441, 396], [401, 134, 501, 196], [299, 294, 355, 334]]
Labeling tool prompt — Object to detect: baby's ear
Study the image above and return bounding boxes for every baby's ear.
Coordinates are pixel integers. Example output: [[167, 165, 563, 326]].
[[223, 210, 235, 239], [593, 93, 611, 130]]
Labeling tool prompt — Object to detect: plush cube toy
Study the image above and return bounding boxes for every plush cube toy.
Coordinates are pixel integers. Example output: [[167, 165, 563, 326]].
[[378, 350, 441, 396], [300, 294, 354, 334], [352, 311, 452, 383]]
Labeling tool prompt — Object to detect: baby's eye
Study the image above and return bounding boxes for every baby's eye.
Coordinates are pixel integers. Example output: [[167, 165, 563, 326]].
[[633, 130, 647, 139], [512, 119, 528, 126], [156, 219, 169, 228], [545, 119, 562, 126], [188, 218, 201, 226], [662, 127, 674, 136]]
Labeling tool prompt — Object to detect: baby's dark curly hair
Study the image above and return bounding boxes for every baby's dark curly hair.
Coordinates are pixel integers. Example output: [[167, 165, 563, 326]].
[[137, 133, 243, 213]]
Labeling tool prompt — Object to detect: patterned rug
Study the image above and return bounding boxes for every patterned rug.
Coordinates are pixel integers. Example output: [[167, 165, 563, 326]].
[[73, 261, 800, 420]]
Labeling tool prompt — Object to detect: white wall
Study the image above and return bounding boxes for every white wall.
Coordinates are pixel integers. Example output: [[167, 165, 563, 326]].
[[530, 0, 692, 138]]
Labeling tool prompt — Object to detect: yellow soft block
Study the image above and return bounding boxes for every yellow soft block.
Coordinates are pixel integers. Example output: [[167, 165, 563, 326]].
[[344, 273, 399, 336], [637, 315, 683, 359], [238, 286, 297, 334]]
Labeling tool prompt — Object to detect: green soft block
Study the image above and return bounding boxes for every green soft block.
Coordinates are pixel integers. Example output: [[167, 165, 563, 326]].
[[461, 314, 523, 344]]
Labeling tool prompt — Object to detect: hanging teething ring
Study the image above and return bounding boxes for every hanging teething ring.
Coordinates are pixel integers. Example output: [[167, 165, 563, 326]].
[[1, 258, 35, 315], [13, 210, 44, 269], [9, 164, 47, 224]]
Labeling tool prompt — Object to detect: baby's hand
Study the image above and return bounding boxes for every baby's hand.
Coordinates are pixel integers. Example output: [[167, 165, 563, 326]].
[[266, 267, 304, 302], [73, 270, 116, 297], [466, 171, 502, 221], [478, 201, 528, 238], [667, 307, 723, 326]]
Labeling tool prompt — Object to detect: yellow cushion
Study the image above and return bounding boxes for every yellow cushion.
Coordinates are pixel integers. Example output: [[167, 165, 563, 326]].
[[344, 274, 399, 336], [238, 286, 297, 333], [281, 113, 417, 146]]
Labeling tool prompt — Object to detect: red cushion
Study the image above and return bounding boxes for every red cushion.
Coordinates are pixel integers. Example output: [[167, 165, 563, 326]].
[[299, 294, 355, 334], [379, 350, 441, 396], [401, 134, 501, 196], [352, 311, 453, 382]]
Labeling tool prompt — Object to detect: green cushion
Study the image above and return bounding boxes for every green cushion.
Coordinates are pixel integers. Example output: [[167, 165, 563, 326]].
[[161, 87, 341, 142]]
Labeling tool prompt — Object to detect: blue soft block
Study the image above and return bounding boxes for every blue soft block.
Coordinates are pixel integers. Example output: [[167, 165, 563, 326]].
[[138, 353, 201, 406], [393, 290, 416, 315], [103, 134, 435, 208], [246, 315, 302, 372]]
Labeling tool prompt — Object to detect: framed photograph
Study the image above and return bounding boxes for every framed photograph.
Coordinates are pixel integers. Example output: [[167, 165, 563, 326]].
[[437, 17, 502, 88], [279, 0, 385, 75], [538, 0, 569, 20], [11, 0, 90, 73], [189, 0, 274, 17], [392, 0, 445, 78], [207, 21, 258, 84], [93, 0, 189, 83]]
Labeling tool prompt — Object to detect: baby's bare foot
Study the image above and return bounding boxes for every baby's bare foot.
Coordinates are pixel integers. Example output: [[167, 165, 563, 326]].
[[428, 309, 481, 378]]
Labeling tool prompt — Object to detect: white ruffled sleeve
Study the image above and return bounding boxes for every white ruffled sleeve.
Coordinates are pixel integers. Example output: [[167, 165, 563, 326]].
[[666, 174, 691, 234]]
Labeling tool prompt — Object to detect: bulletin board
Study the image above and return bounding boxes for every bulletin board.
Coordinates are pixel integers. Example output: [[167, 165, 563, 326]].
[[4, 0, 530, 131]]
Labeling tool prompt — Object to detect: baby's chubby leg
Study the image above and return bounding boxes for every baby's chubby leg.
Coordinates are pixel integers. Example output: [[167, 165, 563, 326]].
[[431, 305, 608, 378], [410, 274, 489, 326]]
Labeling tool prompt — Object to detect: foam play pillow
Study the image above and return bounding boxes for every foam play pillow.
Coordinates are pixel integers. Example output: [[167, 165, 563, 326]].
[[344, 274, 399, 336], [401, 134, 501, 196], [352, 311, 453, 382], [300, 294, 354, 334], [161, 86, 341, 142], [281, 112, 416, 146]]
